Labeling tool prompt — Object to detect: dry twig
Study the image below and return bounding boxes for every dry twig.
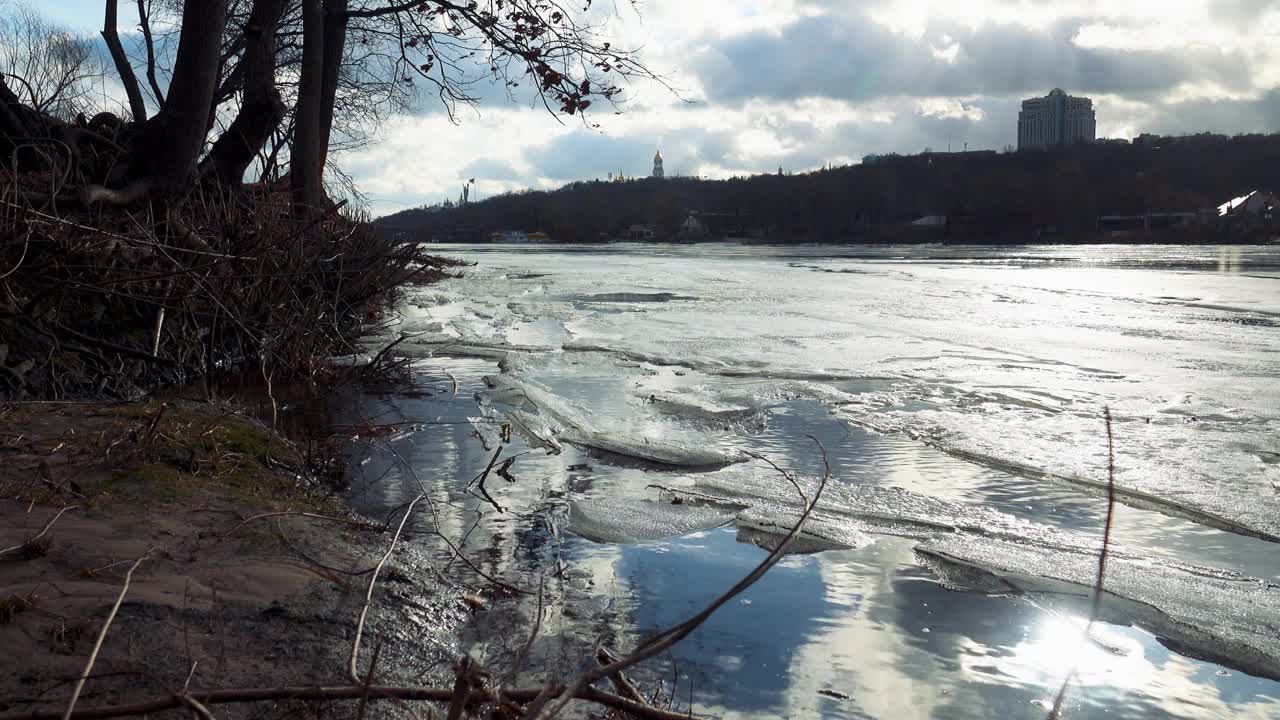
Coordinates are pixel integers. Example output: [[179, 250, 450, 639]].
[[1, 505, 77, 558], [61, 548, 150, 720], [176, 694, 214, 720], [349, 495, 423, 684], [354, 642, 383, 720], [1046, 408, 1119, 720]]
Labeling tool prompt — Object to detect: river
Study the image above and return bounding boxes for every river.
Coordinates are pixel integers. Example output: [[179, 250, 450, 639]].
[[331, 243, 1280, 719]]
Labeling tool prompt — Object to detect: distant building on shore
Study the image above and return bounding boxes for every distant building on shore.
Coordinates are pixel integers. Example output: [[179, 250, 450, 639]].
[[1218, 190, 1277, 221], [626, 223, 657, 240], [1017, 89, 1096, 150], [1134, 132, 1229, 148], [652, 149, 664, 178]]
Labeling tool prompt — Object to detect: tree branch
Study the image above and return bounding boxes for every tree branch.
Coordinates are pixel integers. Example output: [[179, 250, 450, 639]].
[[101, 0, 148, 122], [349, 495, 422, 683], [135, 0, 166, 108], [0, 506, 77, 558], [531, 437, 832, 720], [61, 549, 151, 720], [344, 0, 426, 20]]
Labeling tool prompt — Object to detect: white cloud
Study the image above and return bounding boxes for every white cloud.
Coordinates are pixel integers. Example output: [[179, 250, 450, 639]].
[[916, 98, 985, 122], [930, 37, 961, 64], [337, 108, 576, 214]]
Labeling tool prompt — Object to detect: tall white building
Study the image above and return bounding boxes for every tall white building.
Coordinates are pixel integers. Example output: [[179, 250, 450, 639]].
[[1017, 89, 1096, 150], [652, 149, 664, 178]]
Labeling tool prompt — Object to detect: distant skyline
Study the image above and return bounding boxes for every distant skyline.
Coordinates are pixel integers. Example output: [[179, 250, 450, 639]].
[[32, 0, 1280, 215]]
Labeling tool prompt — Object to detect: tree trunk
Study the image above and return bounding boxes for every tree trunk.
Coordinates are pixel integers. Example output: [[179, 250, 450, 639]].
[[101, 0, 148, 123], [0, 76, 29, 138], [317, 0, 349, 170], [112, 0, 229, 200], [291, 0, 324, 219], [201, 0, 287, 186]]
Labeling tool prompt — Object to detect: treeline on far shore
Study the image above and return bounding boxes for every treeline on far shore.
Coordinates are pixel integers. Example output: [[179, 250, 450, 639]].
[[377, 133, 1280, 244]]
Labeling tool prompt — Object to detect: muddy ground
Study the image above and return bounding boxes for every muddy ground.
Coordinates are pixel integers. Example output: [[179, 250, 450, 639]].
[[0, 400, 471, 719]]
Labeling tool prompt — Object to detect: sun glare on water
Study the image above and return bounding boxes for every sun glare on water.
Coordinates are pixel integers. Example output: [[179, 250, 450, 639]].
[[1010, 615, 1153, 691]]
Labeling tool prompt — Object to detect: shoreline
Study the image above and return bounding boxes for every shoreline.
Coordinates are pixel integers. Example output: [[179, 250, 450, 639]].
[[0, 399, 466, 719]]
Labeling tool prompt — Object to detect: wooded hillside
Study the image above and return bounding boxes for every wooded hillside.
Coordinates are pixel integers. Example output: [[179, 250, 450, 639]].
[[379, 133, 1280, 243]]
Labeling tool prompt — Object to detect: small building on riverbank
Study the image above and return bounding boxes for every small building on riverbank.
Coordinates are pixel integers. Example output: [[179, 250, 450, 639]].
[[1218, 190, 1277, 221], [491, 230, 529, 242], [626, 224, 657, 240]]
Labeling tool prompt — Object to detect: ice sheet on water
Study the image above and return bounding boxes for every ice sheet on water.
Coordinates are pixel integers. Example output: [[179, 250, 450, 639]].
[[468, 415, 502, 450], [425, 247, 1280, 547], [735, 506, 876, 551], [841, 401, 1280, 542], [573, 432, 746, 468], [395, 340, 549, 361], [916, 534, 1280, 681], [683, 464, 1280, 677], [482, 373, 592, 434], [482, 373, 748, 468], [502, 408, 563, 454], [638, 391, 766, 430], [668, 469, 1094, 552], [572, 292, 697, 303], [710, 379, 866, 407], [567, 498, 734, 544]]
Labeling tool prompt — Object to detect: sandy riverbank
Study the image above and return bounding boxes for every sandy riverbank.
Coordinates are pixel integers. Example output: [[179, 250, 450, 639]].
[[0, 400, 468, 719]]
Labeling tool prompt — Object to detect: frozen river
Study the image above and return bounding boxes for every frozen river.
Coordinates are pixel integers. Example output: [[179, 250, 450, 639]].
[[337, 243, 1280, 719]]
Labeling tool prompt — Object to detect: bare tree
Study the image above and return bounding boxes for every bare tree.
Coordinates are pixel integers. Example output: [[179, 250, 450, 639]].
[[0, 0, 667, 213], [0, 2, 102, 120], [201, 0, 289, 186], [90, 0, 230, 202]]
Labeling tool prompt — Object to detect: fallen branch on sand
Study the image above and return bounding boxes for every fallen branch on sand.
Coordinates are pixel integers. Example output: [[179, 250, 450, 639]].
[[349, 495, 423, 684], [0, 506, 77, 558], [60, 548, 150, 720]]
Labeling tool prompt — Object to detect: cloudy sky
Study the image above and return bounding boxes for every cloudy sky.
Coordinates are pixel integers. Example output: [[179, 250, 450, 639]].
[[36, 0, 1280, 215]]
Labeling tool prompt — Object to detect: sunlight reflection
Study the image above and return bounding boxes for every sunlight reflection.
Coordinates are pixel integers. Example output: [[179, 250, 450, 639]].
[[1005, 615, 1152, 690], [1217, 246, 1243, 273]]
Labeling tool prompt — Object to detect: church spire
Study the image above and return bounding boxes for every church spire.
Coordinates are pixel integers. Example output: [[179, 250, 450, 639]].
[[652, 149, 664, 178]]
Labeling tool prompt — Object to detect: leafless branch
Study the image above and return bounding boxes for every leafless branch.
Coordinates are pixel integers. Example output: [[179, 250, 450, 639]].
[[1046, 408, 1118, 720], [100, 0, 148, 122], [530, 436, 832, 720], [135, 0, 166, 107], [0, 505, 77, 558], [61, 548, 151, 720], [176, 694, 214, 720], [349, 494, 423, 683]]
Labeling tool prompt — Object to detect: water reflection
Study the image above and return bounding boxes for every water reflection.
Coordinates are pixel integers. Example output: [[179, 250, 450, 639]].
[[318, 354, 1280, 718], [1217, 245, 1243, 273], [320, 242, 1280, 718]]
